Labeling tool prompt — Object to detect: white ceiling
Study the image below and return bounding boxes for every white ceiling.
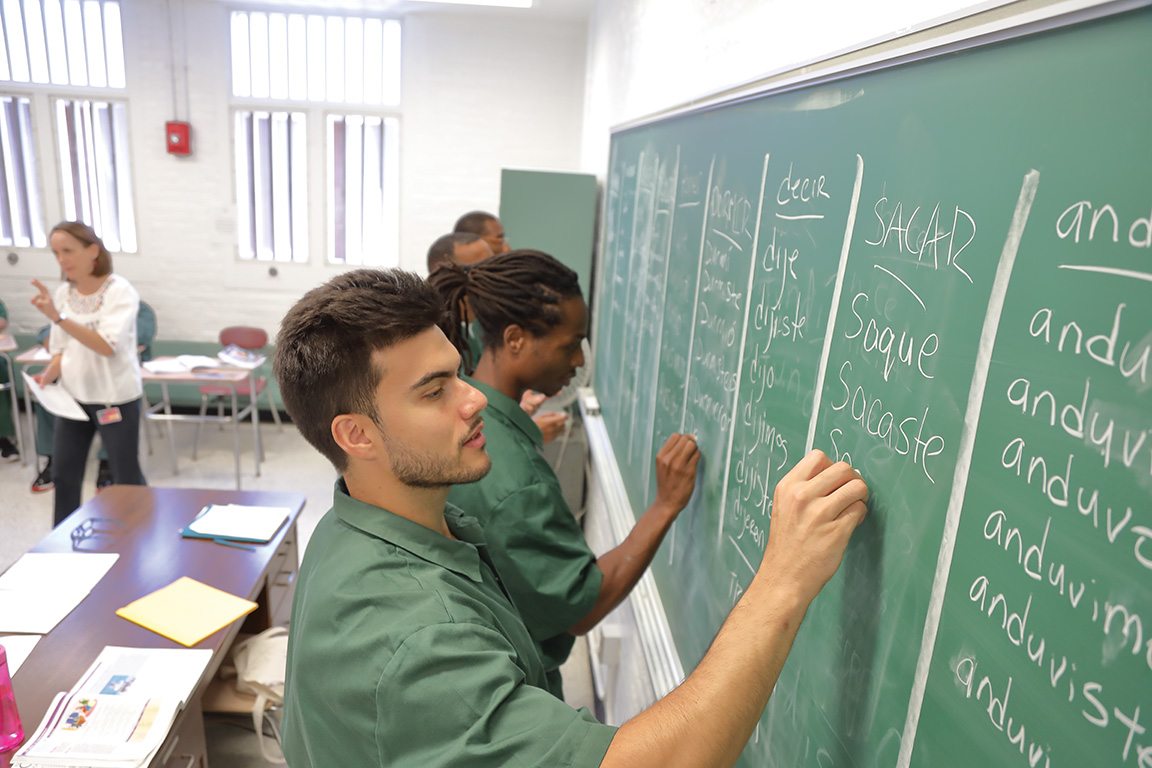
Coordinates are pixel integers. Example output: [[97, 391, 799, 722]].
[[223, 0, 595, 21]]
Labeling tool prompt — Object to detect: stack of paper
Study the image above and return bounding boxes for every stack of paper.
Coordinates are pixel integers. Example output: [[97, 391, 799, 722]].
[[0, 553, 119, 634], [21, 372, 88, 421], [115, 577, 258, 647], [12, 646, 211, 768], [181, 504, 291, 545]]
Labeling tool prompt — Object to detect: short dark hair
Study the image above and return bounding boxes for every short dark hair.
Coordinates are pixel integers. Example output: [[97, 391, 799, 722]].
[[51, 221, 112, 277], [274, 269, 445, 471], [427, 232, 483, 273], [427, 249, 581, 373], [453, 211, 498, 236]]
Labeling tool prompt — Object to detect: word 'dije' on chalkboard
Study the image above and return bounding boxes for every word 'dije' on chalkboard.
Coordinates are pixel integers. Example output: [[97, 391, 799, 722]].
[[591, 8, 1150, 768]]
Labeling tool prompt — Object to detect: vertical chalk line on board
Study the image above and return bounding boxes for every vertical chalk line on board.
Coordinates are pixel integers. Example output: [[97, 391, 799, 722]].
[[602, 154, 628, 420], [628, 156, 657, 462], [670, 156, 714, 565], [805, 154, 865, 453], [617, 151, 647, 424], [717, 152, 772, 549], [896, 169, 1040, 768], [679, 155, 714, 433], [647, 146, 679, 504]]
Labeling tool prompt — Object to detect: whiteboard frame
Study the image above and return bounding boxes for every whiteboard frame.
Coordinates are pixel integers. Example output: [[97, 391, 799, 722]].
[[580, 391, 685, 697], [609, 0, 1150, 134]]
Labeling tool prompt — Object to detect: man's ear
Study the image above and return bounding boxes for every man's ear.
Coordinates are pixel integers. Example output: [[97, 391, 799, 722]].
[[331, 414, 379, 461], [503, 323, 527, 355]]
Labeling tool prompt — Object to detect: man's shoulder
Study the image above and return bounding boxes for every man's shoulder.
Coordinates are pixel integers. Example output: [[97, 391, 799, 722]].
[[296, 509, 508, 627]]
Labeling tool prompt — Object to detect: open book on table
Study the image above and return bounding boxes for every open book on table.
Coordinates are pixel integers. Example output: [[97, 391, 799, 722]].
[[216, 344, 265, 370], [13, 646, 211, 768]]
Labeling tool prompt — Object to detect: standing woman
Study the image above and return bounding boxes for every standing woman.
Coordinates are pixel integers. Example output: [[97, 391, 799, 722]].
[[31, 221, 146, 525]]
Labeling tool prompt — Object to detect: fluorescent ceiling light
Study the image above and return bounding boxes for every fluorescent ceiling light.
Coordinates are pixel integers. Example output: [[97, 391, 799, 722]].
[[412, 0, 533, 7]]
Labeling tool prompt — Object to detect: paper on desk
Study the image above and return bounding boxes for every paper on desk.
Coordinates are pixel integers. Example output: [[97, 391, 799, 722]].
[[0, 553, 119, 634], [185, 504, 290, 543], [13, 645, 212, 768], [21, 372, 88, 421], [142, 355, 220, 374], [21, 345, 52, 362], [0, 634, 41, 674], [115, 576, 257, 647]]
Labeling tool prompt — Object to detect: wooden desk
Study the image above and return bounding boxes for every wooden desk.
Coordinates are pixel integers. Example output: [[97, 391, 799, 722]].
[[8, 486, 305, 768], [142, 362, 265, 489]]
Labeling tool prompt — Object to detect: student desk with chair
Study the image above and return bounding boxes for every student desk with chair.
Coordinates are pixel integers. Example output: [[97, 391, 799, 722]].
[[15, 347, 273, 490], [141, 361, 271, 489], [6, 485, 305, 768]]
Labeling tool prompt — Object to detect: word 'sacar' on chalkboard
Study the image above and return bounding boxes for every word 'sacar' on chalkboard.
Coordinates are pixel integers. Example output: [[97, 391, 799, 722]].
[[591, 8, 1151, 767]]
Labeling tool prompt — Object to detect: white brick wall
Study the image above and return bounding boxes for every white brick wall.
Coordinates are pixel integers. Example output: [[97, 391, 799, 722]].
[[0, 0, 587, 342]]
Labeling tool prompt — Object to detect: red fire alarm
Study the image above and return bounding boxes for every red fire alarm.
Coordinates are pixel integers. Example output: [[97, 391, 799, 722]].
[[166, 120, 191, 156]]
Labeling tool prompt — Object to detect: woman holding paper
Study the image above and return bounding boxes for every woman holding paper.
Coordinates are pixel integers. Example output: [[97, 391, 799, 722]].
[[30, 221, 146, 525]]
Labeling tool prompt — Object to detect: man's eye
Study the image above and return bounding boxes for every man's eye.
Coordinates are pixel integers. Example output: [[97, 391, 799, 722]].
[[426, 387, 444, 400]]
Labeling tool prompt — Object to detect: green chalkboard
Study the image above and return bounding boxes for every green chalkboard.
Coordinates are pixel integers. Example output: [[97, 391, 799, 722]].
[[591, 8, 1151, 767]]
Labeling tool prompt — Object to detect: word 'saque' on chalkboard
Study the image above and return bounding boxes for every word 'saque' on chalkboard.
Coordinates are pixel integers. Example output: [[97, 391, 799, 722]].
[[591, 8, 1151, 768]]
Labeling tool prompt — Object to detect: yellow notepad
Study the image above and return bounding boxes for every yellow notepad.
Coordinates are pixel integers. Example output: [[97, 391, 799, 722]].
[[115, 576, 258, 647]]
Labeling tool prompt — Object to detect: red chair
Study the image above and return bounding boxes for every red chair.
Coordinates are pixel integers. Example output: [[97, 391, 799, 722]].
[[192, 326, 282, 463]]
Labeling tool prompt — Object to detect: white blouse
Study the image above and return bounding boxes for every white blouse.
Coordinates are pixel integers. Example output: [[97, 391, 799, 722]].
[[48, 274, 143, 405]]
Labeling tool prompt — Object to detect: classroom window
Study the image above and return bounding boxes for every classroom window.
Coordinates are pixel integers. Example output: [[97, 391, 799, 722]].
[[230, 11, 401, 106], [234, 110, 308, 263], [0, 0, 127, 88], [55, 97, 136, 253], [231, 10, 401, 264], [0, 95, 46, 247], [327, 114, 399, 266]]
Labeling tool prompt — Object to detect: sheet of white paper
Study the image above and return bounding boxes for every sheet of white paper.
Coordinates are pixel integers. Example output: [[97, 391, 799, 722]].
[[143, 355, 220, 374], [21, 372, 89, 421], [0, 634, 42, 674], [0, 553, 119, 634], [188, 504, 290, 541], [142, 358, 187, 374]]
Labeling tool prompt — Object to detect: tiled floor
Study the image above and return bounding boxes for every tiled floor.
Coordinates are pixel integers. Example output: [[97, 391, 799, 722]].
[[0, 413, 596, 767]]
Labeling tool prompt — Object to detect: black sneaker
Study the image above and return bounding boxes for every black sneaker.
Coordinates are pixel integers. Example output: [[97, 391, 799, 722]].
[[0, 437, 19, 463], [96, 458, 113, 491], [32, 459, 53, 493]]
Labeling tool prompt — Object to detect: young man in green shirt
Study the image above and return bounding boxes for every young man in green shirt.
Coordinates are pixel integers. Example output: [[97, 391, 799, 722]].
[[430, 250, 702, 698], [275, 268, 868, 767]]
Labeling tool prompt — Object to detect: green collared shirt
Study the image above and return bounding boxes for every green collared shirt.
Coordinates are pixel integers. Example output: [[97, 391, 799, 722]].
[[448, 378, 604, 698], [466, 320, 485, 373], [281, 481, 616, 768]]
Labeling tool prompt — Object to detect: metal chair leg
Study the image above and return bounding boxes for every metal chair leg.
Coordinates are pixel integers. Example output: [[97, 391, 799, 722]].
[[193, 394, 209, 460]]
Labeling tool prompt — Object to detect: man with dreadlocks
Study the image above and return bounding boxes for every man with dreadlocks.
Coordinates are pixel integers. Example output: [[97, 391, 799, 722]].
[[430, 250, 694, 697], [276, 266, 868, 767]]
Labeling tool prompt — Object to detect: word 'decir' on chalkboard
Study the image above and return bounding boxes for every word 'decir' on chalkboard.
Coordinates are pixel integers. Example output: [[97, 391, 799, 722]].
[[589, 6, 1150, 768]]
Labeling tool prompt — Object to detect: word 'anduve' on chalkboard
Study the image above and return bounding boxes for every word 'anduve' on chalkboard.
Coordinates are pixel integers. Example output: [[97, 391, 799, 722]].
[[590, 8, 1150, 768]]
